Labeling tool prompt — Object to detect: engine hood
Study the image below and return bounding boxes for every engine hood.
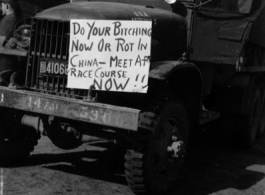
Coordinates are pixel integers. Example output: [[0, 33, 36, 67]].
[[35, 2, 186, 29]]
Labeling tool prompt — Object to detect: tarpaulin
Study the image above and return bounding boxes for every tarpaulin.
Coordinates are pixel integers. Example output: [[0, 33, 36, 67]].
[[190, 0, 265, 65]]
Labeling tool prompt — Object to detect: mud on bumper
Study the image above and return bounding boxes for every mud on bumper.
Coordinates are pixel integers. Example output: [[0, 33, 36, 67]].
[[0, 87, 140, 131]]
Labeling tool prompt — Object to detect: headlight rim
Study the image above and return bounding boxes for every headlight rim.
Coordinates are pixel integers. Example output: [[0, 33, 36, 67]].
[[15, 24, 31, 48]]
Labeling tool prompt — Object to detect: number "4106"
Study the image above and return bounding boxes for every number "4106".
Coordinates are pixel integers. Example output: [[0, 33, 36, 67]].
[[40, 61, 68, 75]]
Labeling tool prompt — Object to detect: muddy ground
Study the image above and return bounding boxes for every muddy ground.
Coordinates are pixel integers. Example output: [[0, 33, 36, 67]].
[[2, 124, 265, 195]]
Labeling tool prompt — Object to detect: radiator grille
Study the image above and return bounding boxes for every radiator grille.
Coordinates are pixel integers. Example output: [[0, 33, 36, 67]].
[[26, 18, 88, 98]]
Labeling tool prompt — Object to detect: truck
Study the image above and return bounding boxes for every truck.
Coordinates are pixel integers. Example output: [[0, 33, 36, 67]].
[[0, 0, 265, 194]]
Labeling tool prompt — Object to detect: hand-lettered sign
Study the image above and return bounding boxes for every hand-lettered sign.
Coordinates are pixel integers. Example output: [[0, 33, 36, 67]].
[[67, 20, 152, 93]]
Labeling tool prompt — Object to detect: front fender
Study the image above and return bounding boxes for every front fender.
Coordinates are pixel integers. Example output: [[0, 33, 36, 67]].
[[149, 61, 203, 126], [149, 61, 200, 80]]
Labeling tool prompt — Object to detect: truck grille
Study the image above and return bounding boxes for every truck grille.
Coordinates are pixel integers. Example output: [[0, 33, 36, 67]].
[[26, 18, 88, 98]]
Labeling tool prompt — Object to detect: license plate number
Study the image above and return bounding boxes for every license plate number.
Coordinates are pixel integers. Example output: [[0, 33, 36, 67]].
[[39, 59, 68, 76]]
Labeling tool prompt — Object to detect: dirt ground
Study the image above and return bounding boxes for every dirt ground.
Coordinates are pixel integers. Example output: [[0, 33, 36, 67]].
[[2, 125, 265, 195]]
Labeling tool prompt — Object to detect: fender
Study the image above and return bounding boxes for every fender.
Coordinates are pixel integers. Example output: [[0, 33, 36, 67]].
[[149, 60, 203, 126], [149, 60, 201, 80]]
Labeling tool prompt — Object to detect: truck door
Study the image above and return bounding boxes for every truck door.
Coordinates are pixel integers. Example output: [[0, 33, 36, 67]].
[[189, 0, 254, 66]]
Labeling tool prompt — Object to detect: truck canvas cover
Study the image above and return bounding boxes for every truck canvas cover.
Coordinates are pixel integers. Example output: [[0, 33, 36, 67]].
[[190, 0, 265, 65]]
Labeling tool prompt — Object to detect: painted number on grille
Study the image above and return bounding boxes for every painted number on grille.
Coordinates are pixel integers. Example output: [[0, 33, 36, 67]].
[[40, 60, 68, 76]]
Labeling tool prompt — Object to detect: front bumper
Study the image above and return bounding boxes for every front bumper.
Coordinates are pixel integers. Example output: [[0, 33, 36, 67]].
[[0, 87, 140, 131]]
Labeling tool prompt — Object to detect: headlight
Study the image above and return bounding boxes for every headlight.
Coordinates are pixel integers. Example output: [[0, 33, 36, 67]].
[[15, 24, 31, 48]]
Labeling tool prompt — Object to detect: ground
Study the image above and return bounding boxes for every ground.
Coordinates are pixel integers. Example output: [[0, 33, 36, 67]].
[[1, 125, 265, 195]]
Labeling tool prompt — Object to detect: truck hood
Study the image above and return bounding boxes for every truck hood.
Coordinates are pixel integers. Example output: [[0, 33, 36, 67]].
[[35, 2, 186, 29]]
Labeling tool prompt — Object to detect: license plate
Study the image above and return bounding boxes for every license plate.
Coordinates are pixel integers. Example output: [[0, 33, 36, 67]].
[[39, 59, 68, 76]]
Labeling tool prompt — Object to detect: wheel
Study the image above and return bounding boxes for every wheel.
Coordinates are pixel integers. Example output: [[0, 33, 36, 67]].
[[236, 89, 261, 148], [125, 101, 189, 195], [258, 89, 265, 137], [0, 109, 40, 164]]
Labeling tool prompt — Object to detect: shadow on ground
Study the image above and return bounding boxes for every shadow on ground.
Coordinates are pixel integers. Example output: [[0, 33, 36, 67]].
[[10, 122, 265, 195], [27, 142, 128, 186]]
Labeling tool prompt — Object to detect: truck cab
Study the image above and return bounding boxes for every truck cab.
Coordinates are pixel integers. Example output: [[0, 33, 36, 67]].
[[0, 0, 265, 195]]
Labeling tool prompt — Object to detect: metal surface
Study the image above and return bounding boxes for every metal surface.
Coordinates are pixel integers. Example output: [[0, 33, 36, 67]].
[[35, 1, 186, 26], [0, 48, 27, 56], [26, 18, 90, 98], [26, 4, 187, 98], [199, 110, 220, 125], [149, 61, 199, 80], [0, 87, 139, 131], [167, 136, 183, 159], [21, 115, 45, 134]]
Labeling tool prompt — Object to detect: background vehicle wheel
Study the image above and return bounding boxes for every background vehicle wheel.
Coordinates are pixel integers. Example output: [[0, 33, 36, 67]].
[[236, 89, 260, 148], [0, 110, 40, 164], [125, 101, 189, 195]]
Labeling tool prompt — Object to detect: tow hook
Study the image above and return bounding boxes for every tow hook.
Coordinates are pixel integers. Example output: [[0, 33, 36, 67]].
[[84, 85, 98, 102], [167, 135, 183, 159]]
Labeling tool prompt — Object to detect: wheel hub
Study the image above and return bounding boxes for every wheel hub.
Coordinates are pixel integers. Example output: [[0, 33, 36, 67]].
[[167, 135, 184, 158], [153, 118, 185, 176]]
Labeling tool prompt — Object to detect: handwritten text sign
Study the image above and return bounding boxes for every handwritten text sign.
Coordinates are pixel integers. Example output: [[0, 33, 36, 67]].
[[67, 20, 152, 93]]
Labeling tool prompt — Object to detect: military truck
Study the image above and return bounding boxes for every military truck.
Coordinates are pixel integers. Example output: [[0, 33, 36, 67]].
[[0, 0, 265, 194]]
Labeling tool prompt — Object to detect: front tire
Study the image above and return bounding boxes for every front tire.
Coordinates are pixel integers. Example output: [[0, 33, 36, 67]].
[[125, 101, 189, 195], [0, 109, 40, 164]]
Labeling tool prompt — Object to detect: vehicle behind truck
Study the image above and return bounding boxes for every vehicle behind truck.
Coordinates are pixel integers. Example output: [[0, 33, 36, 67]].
[[1, 0, 265, 194]]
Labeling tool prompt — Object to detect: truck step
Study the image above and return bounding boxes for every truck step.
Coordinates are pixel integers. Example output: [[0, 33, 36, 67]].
[[199, 110, 220, 125]]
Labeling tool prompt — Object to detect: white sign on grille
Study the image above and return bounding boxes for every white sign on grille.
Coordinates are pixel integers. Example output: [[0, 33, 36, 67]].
[[67, 20, 152, 93]]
